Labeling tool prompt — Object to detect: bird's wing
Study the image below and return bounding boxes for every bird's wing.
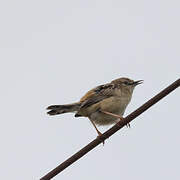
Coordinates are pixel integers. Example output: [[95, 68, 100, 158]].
[[80, 83, 116, 108]]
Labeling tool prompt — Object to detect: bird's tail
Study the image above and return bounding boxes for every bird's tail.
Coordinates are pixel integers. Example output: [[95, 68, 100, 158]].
[[46, 102, 81, 115]]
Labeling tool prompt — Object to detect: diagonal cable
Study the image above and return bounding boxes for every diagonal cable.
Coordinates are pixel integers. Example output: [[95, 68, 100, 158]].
[[40, 79, 180, 180]]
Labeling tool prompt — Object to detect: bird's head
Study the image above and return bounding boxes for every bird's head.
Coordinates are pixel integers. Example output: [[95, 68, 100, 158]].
[[111, 77, 143, 93]]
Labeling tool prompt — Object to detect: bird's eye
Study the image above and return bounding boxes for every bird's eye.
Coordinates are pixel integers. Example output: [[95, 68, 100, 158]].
[[124, 81, 130, 85]]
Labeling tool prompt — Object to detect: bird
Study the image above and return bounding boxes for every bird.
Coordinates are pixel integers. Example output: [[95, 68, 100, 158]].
[[46, 77, 143, 137]]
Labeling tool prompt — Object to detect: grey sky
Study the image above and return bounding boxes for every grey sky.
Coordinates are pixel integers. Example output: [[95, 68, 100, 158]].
[[0, 0, 180, 179]]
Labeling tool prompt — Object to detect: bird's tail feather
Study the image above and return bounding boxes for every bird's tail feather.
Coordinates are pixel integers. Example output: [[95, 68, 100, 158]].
[[46, 102, 80, 115]]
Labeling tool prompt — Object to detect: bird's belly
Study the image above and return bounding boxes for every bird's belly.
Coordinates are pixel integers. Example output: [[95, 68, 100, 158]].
[[90, 111, 120, 126], [90, 97, 130, 126]]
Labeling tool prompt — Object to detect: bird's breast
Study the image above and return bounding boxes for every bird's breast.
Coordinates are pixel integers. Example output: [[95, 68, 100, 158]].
[[100, 96, 130, 114], [90, 96, 131, 126]]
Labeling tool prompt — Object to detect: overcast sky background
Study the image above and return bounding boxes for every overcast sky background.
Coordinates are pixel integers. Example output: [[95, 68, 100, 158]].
[[0, 0, 180, 179]]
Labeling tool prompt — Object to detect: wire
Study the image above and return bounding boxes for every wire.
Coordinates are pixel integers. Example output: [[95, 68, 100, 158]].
[[40, 79, 180, 180]]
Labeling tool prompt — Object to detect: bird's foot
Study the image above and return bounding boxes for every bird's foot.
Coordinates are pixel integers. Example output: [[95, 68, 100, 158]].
[[96, 131, 105, 145], [126, 123, 131, 128], [116, 118, 131, 128]]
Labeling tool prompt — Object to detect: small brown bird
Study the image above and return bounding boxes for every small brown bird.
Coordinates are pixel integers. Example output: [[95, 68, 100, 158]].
[[47, 77, 143, 136]]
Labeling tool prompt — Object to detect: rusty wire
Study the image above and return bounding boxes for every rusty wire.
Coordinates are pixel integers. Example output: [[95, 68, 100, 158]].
[[40, 79, 180, 180]]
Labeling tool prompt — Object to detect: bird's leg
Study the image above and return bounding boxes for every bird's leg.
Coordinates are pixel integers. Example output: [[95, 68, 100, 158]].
[[89, 118, 102, 136], [89, 118, 105, 145], [101, 110, 130, 128], [101, 110, 124, 120], [126, 123, 131, 128]]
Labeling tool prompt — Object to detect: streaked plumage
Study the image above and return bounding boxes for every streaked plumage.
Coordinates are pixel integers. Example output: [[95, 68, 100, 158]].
[[47, 77, 143, 135]]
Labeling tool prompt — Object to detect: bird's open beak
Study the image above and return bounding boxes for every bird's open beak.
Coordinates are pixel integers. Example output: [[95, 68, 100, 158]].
[[133, 80, 143, 86]]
